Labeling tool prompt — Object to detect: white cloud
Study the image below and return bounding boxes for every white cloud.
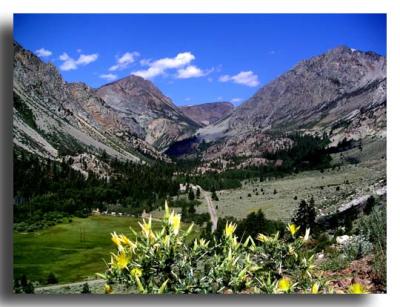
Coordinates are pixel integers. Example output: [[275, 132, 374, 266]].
[[132, 52, 195, 79], [140, 58, 151, 66], [230, 98, 243, 104], [76, 54, 98, 65], [109, 52, 139, 71], [177, 65, 207, 79], [100, 73, 118, 82], [218, 71, 260, 87], [133, 66, 164, 79], [218, 75, 231, 82], [35, 48, 52, 57], [59, 52, 98, 71]]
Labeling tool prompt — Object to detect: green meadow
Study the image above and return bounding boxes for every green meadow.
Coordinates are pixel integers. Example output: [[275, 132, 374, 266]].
[[14, 215, 162, 284]]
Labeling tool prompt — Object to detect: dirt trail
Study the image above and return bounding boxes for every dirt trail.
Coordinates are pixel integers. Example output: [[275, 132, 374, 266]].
[[194, 185, 218, 232]]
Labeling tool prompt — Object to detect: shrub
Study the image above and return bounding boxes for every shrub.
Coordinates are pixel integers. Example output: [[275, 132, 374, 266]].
[[196, 188, 201, 199], [100, 202, 332, 294], [14, 275, 35, 294], [341, 235, 373, 261], [188, 188, 195, 201], [354, 207, 386, 288], [81, 282, 91, 294], [47, 272, 58, 285], [211, 191, 219, 201]]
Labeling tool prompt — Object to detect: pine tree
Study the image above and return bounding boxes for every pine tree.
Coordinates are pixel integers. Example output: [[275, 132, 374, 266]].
[[291, 197, 316, 232], [196, 188, 201, 199]]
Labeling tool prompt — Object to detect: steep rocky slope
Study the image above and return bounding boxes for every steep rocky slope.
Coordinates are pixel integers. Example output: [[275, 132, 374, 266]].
[[96, 76, 200, 150], [13, 42, 166, 163], [198, 46, 386, 159], [180, 101, 234, 126]]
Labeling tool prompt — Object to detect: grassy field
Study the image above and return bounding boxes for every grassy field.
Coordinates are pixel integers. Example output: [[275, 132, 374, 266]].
[[195, 139, 386, 222], [14, 215, 163, 284]]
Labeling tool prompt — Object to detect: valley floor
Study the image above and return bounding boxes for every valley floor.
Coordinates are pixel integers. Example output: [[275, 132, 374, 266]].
[[195, 139, 386, 222], [14, 216, 163, 285]]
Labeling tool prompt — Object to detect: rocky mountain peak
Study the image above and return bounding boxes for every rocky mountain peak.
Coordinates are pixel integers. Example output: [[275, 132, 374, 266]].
[[96, 74, 199, 150], [198, 46, 386, 160], [180, 101, 234, 126]]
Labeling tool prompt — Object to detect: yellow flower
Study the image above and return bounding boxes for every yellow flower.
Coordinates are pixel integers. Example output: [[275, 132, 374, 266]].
[[162, 235, 171, 248], [311, 282, 320, 294], [257, 233, 269, 243], [130, 267, 143, 278], [113, 251, 130, 270], [111, 232, 121, 247], [139, 217, 153, 239], [104, 283, 112, 294], [168, 212, 181, 235], [287, 224, 300, 236], [164, 200, 170, 219], [224, 222, 237, 237], [348, 283, 367, 294], [277, 277, 291, 293]]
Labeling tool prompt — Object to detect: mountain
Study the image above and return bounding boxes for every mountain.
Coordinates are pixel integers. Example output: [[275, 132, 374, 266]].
[[198, 46, 386, 160], [179, 101, 234, 126], [13, 42, 167, 163], [96, 76, 200, 151]]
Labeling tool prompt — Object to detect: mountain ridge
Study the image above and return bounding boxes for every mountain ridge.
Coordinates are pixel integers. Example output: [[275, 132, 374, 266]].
[[180, 101, 234, 126], [96, 75, 200, 151], [197, 46, 386, 160]]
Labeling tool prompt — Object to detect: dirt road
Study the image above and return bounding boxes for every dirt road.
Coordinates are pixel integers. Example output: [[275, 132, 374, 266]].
[[194, 185, 218, 232]]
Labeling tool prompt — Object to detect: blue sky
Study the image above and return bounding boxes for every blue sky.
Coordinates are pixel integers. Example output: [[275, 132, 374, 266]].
[[14, 14, 386, 106]]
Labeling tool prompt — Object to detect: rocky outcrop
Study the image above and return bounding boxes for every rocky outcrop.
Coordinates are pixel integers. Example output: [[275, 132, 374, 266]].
[[13, 41, 167, 162], [96, 75, 200, 150], [180, 101, 234, 126], [198, 46, 386, 159]]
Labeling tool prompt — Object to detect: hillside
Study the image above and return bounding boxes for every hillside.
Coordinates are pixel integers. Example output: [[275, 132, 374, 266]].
[[180, 101, 234, 126], [96, 75, 200, 151], [13, 42, 176, 163], [198, 46, 386, 160]]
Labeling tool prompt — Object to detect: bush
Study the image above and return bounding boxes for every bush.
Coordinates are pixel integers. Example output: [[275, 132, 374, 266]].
[[188, 188, 195, 201], [14, 275, 34, 294], [341, 235, 373, 261], [211, 191, 219, 201], [354, 207, 386, 288], [47, 272, 58, 285], [100, 202, 334, 294], [81, 282, 91, 294]]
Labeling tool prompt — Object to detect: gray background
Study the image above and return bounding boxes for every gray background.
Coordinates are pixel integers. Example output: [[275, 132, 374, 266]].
[[0, 12, 383, 307]]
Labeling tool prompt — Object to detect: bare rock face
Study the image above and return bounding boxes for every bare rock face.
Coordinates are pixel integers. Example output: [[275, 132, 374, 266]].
[[199, 46, 386, 159], [13, 42, 167, 162], [96, 75, 200, 150], [180, 102, 234, 126], [229, 46, 386, 132]]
